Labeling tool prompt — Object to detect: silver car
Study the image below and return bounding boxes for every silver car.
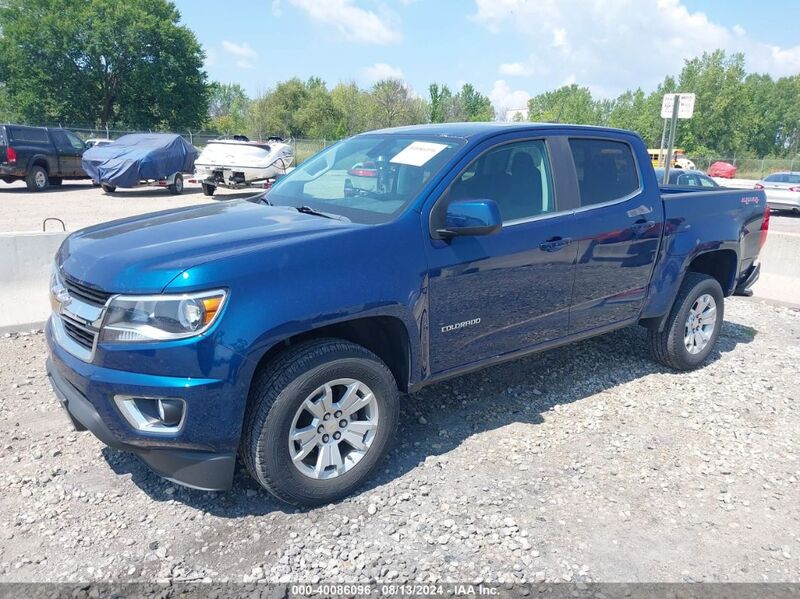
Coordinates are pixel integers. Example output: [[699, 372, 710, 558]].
[[756, 172, 800, 213]]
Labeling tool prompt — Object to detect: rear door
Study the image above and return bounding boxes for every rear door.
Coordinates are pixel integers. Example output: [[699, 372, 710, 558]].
[[424, 134, 580, 375], [564, 136, 664, 333]]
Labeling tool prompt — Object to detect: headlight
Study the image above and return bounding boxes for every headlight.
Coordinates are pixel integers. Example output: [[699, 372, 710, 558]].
[[100, 290, 227, 343]]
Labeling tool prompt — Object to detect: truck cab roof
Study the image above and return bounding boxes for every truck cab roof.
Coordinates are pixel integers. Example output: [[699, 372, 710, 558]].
[[368, 122, 641, 142]]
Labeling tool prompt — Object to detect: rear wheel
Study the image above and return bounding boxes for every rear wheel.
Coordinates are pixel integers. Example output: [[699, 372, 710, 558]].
[[242, 339, 399, 506], [100, 183, 116, 193], [26, 166, 49, 192], [201, 182, 216, 196], [168, 173, 183, 195], [648, 272, 724, 370]]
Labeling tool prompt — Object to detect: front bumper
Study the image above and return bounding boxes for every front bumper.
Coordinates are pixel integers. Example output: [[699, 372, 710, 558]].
[[45, 317, 241, 490]]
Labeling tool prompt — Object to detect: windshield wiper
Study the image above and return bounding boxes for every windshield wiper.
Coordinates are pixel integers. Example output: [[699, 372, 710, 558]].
[[294, 205, 336, 219]]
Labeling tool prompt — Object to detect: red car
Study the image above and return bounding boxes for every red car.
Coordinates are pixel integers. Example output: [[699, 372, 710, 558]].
[[707, 161, 737, 179], [347, 161, 378, 177]]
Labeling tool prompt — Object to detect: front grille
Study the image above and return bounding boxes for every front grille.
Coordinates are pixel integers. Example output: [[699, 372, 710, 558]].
[[61, 314, 97, 350], [64, 277, 113, 307]]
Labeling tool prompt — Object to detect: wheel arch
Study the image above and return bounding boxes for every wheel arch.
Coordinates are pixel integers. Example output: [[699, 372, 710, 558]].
[[640, 247, 737, 332], [248, 315, 413, 395], [28, 155, 50, 173]]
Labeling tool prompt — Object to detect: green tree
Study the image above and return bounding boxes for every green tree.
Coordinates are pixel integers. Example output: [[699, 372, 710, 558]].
[[295, 79, 341, 139], [0, 0, 208, 129], [455, 83, 494, 122], [527, 84, 600, 124], [674, 50, 748, 155], [331, 82, 371, 137], [369, 79, 413, 128], [248, 78, 309, 138], [207, 82, 250, 134]]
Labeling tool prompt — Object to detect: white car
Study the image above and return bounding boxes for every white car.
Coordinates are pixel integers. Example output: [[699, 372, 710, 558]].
[[194, 137, 294, 196], [84, 138, 113, 149], [755, 171, 800, 213]]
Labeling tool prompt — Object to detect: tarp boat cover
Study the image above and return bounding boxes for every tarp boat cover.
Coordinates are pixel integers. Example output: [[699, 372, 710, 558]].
[[82, 133, 199, 188]]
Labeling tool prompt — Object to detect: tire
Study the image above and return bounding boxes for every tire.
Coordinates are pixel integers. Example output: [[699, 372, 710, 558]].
[[242, 338, 400, 506], [168, 173, 183, 195], [100, 183, 116, 193], [50, 177, 63, 186], [25, 165, 49, 192], [648, 272, 724, 371], [201, 182, 216, 196]]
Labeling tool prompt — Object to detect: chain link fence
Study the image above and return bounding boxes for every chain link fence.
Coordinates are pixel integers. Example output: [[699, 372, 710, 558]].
[[6, 121, 333, 165], [692, 156, 800, 180]]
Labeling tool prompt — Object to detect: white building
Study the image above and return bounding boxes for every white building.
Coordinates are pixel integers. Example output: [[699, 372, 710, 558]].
[[504, 108, 529, 122]]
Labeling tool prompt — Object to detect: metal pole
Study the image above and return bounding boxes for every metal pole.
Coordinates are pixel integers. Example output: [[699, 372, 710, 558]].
[[663, 95, 679, 185], [658, 118, 668, 167]]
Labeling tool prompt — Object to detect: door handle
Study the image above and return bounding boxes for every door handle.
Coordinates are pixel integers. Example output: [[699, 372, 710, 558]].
[[540, 236, 572, 252], [631, 220, 656, 236]]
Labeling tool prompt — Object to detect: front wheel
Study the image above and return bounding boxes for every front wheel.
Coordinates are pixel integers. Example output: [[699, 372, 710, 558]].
[[242, 339, 399, 506], [648, 272, 724, 370], [201, 182, 216, 196], [168, 173, 183, 195]]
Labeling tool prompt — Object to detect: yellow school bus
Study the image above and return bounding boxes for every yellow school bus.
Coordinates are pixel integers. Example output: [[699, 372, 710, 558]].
[[648, 148, 683, 168]]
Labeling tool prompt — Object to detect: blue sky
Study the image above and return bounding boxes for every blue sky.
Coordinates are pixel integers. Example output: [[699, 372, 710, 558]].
[[175, 0, 800, 115]]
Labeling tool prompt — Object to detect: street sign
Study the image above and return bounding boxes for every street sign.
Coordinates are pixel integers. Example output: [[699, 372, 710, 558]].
[[661, 93, 696, 119]]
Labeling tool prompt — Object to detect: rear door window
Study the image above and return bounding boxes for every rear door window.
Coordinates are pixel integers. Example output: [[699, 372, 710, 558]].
[[9, 126, 49, 143], [568, 138, 640, 207]]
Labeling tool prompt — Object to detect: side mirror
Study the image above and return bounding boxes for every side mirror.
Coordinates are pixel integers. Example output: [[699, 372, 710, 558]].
[[437, 199, 502, 239]]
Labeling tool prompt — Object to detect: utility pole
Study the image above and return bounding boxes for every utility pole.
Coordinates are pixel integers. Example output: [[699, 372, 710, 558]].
[[658, 118, 668, 167], [663, 98, 680, 185]]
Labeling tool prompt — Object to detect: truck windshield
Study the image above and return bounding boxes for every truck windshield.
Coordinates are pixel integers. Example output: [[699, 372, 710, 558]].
[[266, 134, 465, 224]]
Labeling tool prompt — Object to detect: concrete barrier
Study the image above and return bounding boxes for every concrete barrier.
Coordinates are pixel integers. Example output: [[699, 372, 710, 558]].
[[0, 227, 796, 332], [0, 231, 67, 329], [753, 230, 800, 307]]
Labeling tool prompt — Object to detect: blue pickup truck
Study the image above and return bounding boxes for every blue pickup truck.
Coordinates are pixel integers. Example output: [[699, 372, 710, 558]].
[[46, 123, 768, 505]]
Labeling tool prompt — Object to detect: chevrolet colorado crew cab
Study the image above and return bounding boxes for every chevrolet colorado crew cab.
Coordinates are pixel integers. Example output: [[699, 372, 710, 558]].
[[0, 124, 89, 191], [46, 123, 768, 506]]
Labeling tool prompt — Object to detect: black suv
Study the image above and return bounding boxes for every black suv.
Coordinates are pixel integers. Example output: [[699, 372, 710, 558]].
[[0, 124, 89, 191]]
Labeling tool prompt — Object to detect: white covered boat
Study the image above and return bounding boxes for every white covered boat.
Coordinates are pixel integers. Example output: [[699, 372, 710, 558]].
[[194, 136, 294, 195]]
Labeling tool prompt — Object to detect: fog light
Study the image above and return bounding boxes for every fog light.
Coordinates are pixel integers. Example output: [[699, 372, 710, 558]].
[[157, 399, 183, 427], [114, 396, 185, 433]]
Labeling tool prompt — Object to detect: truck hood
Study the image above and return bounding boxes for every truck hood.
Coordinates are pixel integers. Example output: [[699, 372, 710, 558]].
[[57, 199, 356, 293]]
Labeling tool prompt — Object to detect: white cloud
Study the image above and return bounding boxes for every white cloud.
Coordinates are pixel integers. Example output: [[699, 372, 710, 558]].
[[221, 41, 257, 69], [272, 0, 283, 16], [499, 62, 535, 77], [289, 0, 401, 44], [362, 62, 404, 82], [222, 40, 257, 59], [473, 0, 800, 97], [489, 80, 530, 114]]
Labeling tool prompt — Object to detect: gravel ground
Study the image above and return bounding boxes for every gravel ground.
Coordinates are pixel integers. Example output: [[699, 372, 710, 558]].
[[0, 297, 798, 585]]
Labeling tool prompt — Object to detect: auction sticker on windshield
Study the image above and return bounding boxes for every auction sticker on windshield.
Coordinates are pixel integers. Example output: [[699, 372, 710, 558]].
[[390, 141, 449, 166]]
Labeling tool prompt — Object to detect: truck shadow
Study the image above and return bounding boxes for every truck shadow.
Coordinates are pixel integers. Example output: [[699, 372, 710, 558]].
[[102, 318, 755, 517]]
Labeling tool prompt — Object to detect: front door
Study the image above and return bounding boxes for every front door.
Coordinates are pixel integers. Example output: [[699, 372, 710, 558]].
[[425, 137, 578, 375], [49, 130, 85, 176], [564, 136, 664, 333]]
